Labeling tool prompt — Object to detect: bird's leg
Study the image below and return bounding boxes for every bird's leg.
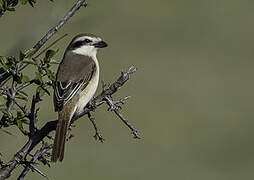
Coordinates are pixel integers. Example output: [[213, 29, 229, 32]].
[[87, 112, 105, 143]]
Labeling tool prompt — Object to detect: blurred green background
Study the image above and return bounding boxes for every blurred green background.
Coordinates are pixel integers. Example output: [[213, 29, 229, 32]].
[[1, 0, 254, 179]]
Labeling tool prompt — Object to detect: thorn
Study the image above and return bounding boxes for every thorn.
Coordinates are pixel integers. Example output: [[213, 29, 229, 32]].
[[93, 132, 105, 143], [132, 129, 141, 139], [95, 101, 104, 106], [82, 2, 88, 7], [127, 66, 137, 74], [30, 165, 51, 180], [101, 80, 107, 91], [67, 134, 74, 141]]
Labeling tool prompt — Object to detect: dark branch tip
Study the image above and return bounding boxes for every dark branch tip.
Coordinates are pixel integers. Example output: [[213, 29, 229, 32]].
[[82, 2, 88, 7], [127, 66, 137, 74], [133, 131, 141, 139]]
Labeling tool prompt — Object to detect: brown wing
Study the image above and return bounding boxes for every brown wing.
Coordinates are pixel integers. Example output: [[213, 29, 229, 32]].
[[54, 51, 96, 111]]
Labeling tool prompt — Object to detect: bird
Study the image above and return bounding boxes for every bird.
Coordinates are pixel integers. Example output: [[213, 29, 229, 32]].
[[51, 33, 107, 162]]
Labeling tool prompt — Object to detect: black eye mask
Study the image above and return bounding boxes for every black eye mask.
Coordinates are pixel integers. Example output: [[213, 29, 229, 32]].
[[71, 39, 92, 49]]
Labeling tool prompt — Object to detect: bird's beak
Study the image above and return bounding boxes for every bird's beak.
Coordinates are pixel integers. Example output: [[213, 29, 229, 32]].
[[93, 41, 108, 48]]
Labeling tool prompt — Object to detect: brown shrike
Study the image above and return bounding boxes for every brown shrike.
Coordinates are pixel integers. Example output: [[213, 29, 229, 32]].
[[51, 34, 107, 162]]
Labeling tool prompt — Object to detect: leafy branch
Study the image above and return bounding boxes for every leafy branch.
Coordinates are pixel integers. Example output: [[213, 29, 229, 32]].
[[0, 0, 140, 180], [0, 0, 53, 17]]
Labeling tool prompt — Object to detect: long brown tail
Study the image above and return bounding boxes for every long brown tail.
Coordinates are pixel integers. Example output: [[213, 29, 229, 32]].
[[51, 111, 71, 162]]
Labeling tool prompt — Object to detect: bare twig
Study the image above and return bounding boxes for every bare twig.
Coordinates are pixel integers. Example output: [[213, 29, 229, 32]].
[[17, 143, 52, 180], [34, 33, 68, 59], [29, 93, 41, 137], [113, 96, 131, 106], [6, 66, 19, 112], [28, 0, 86, 58], [88, 112, 105, 142], [13, 99, 27, 115], [29, 165, 50, 180], [16, 79, 36, 92], [104, 96, 141, 139], [5, 63, 20, 113], [0, 129, 14, 136]]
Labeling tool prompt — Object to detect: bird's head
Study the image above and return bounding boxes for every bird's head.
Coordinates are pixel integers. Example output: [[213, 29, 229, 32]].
[[68, 33, 107, 57]]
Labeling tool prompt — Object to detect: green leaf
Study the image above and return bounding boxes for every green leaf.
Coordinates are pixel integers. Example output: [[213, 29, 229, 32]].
[[0, 98, 5, 107], [0, 113, 11, 127], [0, 56, 10, 72], [1, 110, 13, 123], [35, 72, 43, 85], [20, 0, 28, 5], [5, 96, 11, 108], [24, 48, 34, 55], [19, 90, 28, 97], [16, 111, 25, 129], [7, 56, 17, 64], [19, 50, 26, 61], [21, 74, 30, 83], [13, 73, 29, 84], [17, 111, 23, 118], [44, 48, 59, 64], [49, 59, 59, 64], [16, 119, 23, 129], [36, 86, 46, 97], [14, 74, 22, 84], [16, 111, 24, 129], [45, 67, 55, 81], [0, 1, 3, 10], [4, 110, 12, 117], [0, 56, 18, 72], [45, 68, 50, 76], [0, 56, 7, 64], [22, 58, 38, 65], [16, 92, 28, 101], [0, 67, 6, 74], [36, 83, 51, 98], [43, 84, 51, 95], [0, 110, 13, 127], [7, 7, 15, 11], [2, 94, 7, 100]]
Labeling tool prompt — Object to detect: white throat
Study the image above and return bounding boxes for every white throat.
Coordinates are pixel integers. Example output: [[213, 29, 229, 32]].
[[72, 46, 98, 58]]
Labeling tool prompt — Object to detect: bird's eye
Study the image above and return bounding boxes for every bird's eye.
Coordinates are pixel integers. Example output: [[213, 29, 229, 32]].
[[84, 39, 92, 43]]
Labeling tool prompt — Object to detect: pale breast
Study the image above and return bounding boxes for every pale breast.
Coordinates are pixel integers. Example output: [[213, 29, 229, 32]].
[[75, 60, 99, 116]]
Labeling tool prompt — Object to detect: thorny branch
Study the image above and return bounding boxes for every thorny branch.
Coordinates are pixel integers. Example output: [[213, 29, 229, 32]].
[[0, 66, 139, 180], [104, 96, 140, 139]]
